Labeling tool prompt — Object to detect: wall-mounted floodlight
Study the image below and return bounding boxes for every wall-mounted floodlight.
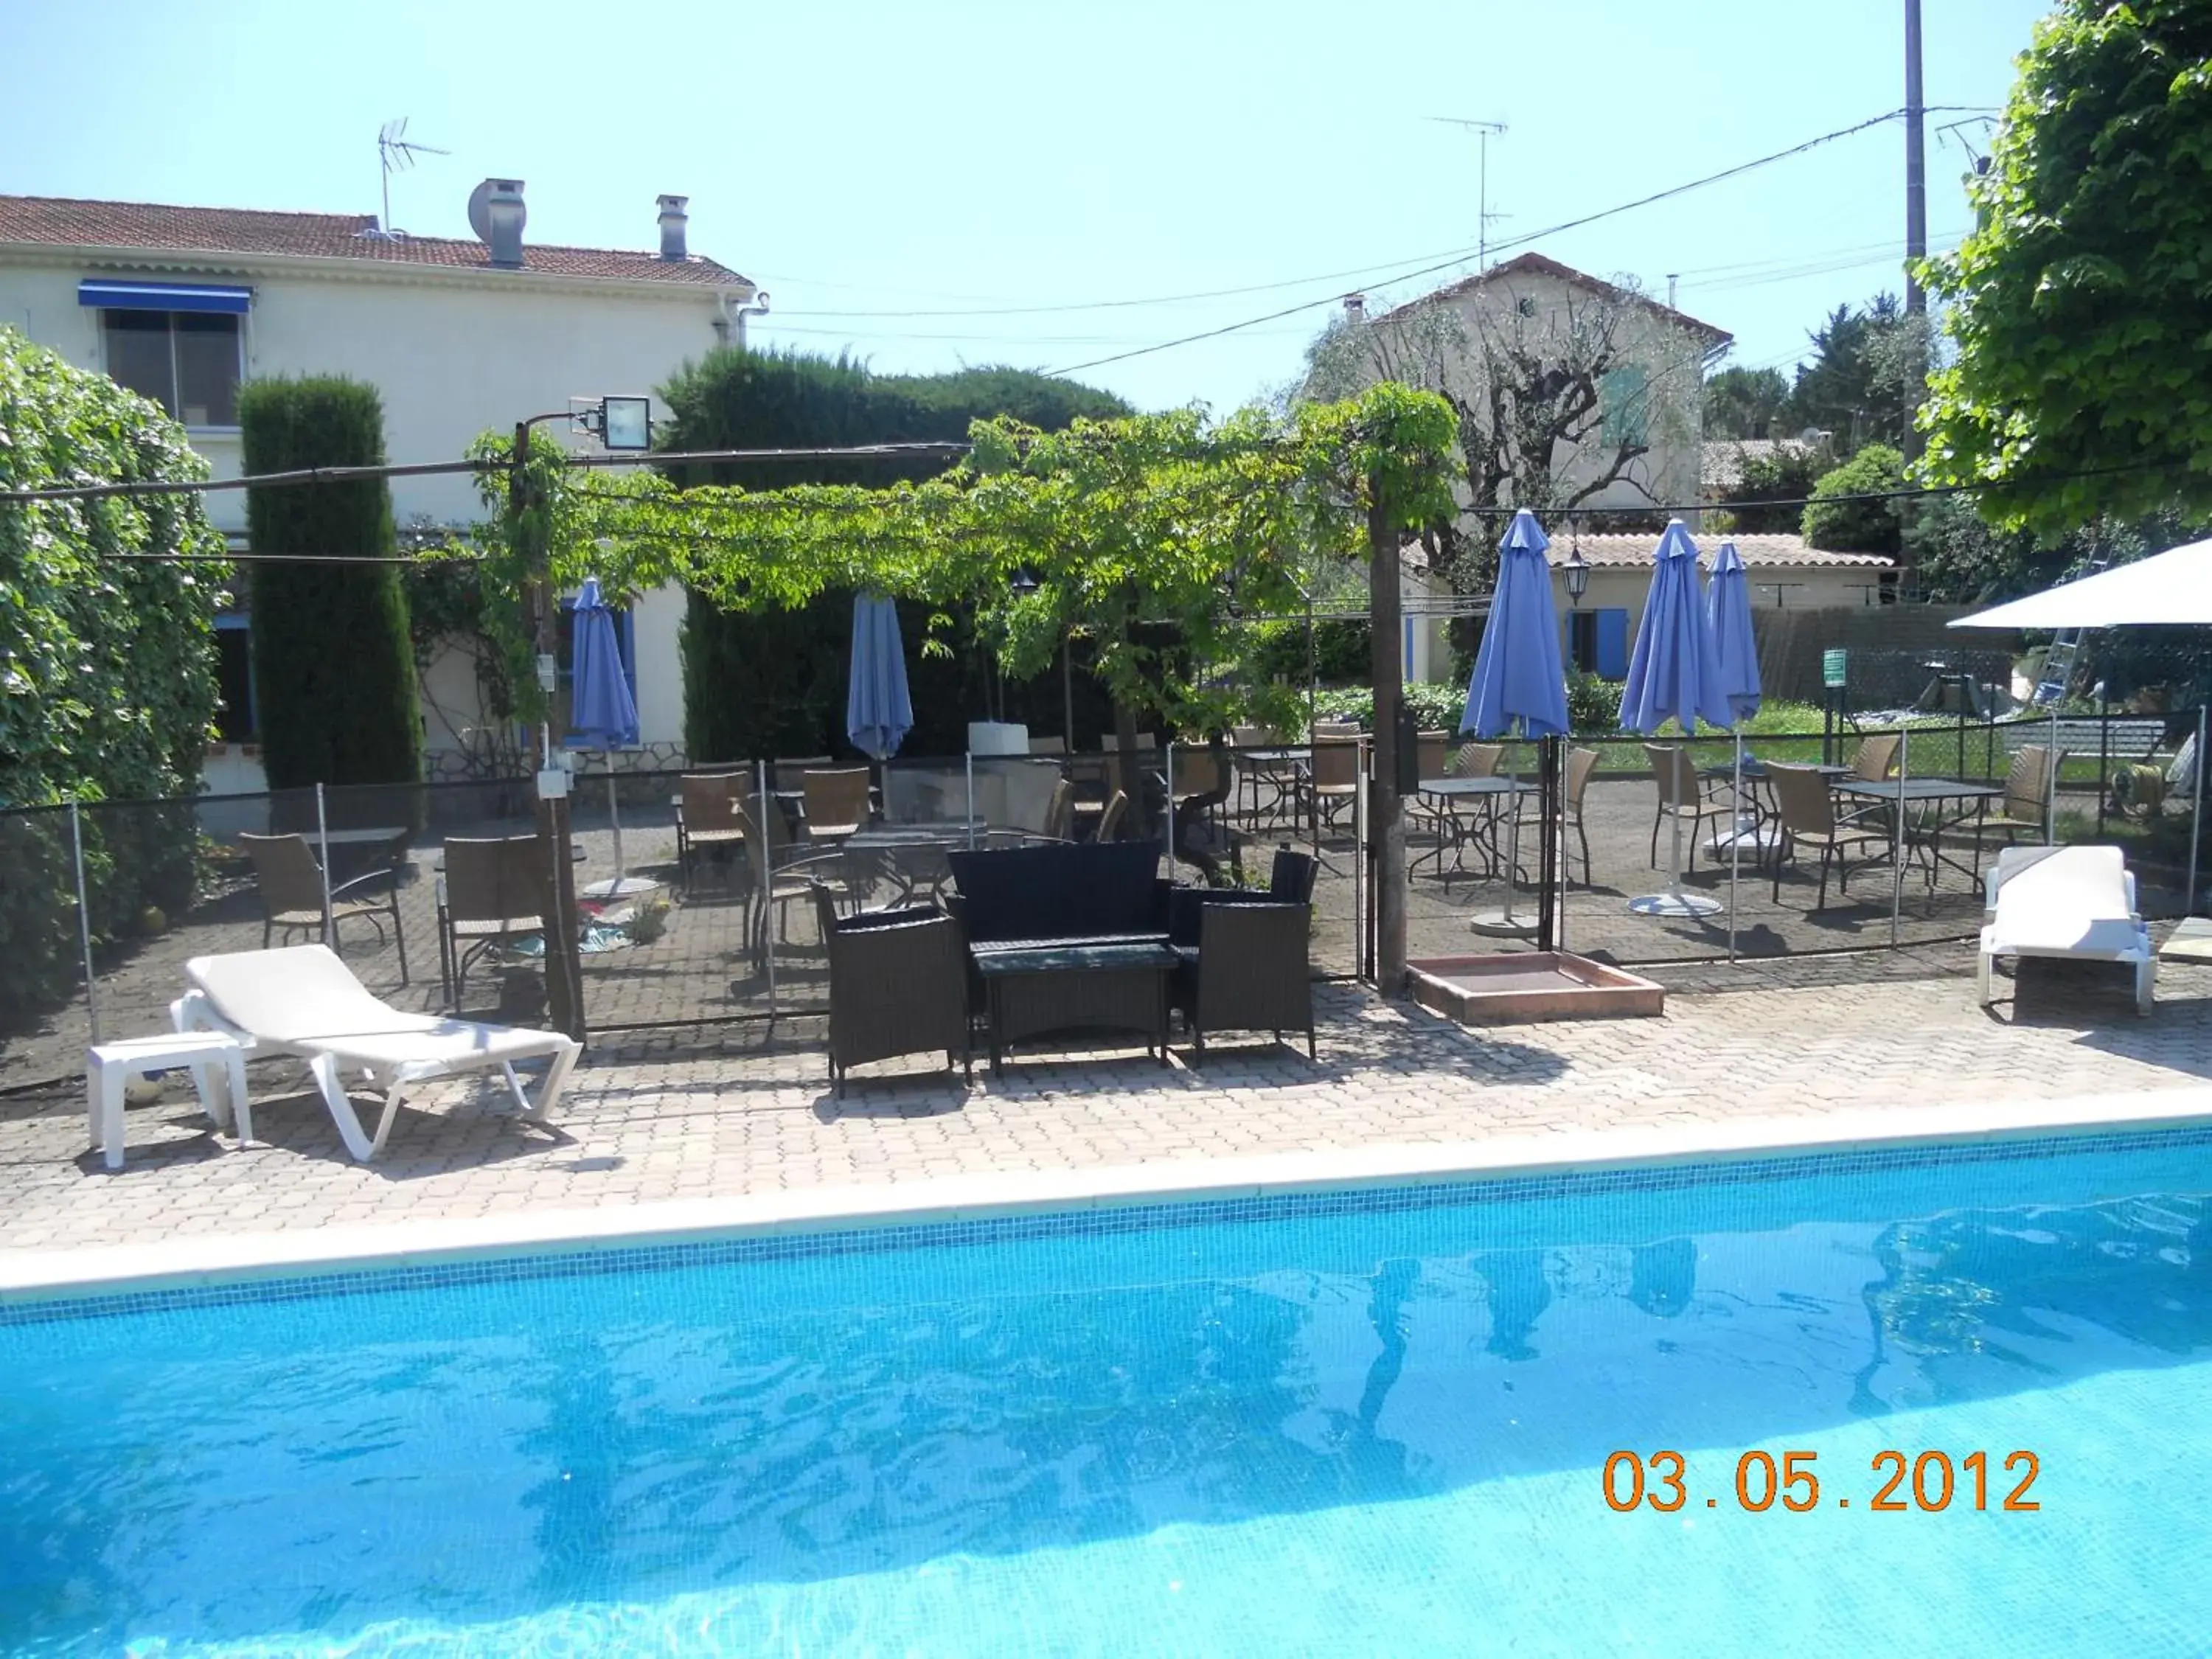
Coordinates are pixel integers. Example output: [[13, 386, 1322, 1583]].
[[599, 395, 653, 452]]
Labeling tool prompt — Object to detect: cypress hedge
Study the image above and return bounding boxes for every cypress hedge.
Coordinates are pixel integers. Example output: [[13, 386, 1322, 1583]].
[[240, 377, 422, 788], [656, 349, 1130, 762]]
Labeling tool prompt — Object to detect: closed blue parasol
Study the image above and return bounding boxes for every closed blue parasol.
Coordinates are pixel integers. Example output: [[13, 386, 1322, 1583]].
[[1619, 521, 1733, 737], [566, 578, 650, 901], [567, 578, 639, 749], [846, 593, 914, 760], [1461, 508, 1568, 740], [1706, 540, 1762, 723], [1459, 508, 1567, 943], [1618, 521, 1732, 919]]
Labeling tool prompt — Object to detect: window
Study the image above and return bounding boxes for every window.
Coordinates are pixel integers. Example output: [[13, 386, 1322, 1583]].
[[212, 613, 256, 741], [101, 310, 241, 426], [1599, 364, 1649, 449]]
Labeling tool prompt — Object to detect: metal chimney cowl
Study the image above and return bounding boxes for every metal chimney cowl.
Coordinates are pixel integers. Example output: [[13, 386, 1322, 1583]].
[[657, 195, 689, 261], [484, 178, 526, 268]]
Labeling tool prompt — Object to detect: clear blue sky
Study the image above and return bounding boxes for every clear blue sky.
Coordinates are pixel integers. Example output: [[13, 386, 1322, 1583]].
[[1, 0, 2048, 414]]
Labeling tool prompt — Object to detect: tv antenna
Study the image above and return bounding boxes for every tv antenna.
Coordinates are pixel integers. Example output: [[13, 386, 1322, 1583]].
[[1430, 116, 1508, 268], [375, 119, 449, 234]]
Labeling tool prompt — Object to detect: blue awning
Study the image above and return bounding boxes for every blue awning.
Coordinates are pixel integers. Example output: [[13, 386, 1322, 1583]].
[[78, 279, 251, 315]]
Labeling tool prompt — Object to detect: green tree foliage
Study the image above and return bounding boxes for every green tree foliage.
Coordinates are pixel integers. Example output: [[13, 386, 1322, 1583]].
[[557, 389, 1458, 745], [0, 327, 229, 1023], [1778, 296, 1924, 452], [1802, 444, 1905, 554], [1712, 444, 1831, 534], [1703, 366, 1791, 440], [240, 378, 421, 787], [652, 348, 1132, 761], [1920, 0, 2212, 532]]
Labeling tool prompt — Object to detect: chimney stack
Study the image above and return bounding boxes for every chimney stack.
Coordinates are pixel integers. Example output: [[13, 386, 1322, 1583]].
[[657, 194, 689, 262], [1343, 293, 1367, 324], [482, 178, 526, 268]]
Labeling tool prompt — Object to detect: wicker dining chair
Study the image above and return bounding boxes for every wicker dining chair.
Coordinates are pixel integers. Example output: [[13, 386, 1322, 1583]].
[[435, 835, 541, 1007], [239, 832, 409, 983], [801, 767, 873, 845], [1644, 745, 1733, 872], [1565, 746, 1601, 886], [1765, 762, 1891, 909], [675, 772, 748, 894], [1307, 737, 1361, 830], [1942, 743, 2065, 882], [1850, 732, 1902, 782], [1095, 789, 1130, 842]]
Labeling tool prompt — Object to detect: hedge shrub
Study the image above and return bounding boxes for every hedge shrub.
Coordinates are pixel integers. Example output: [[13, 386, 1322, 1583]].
[[0, 327, 228, 1027], [1803, 444, 1906, 555], [241, 377, 422, 787]]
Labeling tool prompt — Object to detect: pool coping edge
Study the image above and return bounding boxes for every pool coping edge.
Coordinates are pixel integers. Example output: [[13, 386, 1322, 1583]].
[[7, 1082, 2212, 1304]]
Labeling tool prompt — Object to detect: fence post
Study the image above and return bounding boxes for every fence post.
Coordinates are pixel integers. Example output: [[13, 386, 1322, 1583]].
[[1164, 741, 1176, 882], [964, 751, 976, 850], [2046, 706, 2059, 845], [759, 757, 776, 1016], [315, 780, 333, 944], [1891, 726, 1907, 950], [2192, 703, 2207, 916], [70, 801, 100, 1046]]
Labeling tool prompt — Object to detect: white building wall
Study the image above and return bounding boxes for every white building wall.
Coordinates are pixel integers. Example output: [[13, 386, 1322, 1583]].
[[1, 253, 732, 775]]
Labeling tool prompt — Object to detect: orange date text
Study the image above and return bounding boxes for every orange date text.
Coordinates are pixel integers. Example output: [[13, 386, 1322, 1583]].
[[1602, 1449, 2040, 1514]]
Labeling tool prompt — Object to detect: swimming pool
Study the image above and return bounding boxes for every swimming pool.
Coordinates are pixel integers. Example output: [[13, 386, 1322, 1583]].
[[6, 1127, 2212, 1656]]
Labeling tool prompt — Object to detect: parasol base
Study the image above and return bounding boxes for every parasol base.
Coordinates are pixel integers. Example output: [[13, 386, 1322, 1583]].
[[1628, 889, 1722, 919], [582, 876, 661, 901], [1467, 909, 1540, 939]]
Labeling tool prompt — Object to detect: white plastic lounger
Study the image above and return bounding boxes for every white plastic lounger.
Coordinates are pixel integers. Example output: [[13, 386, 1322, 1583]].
[[172, 945, 581, 1161], [1977, 844, 2154, 1017]]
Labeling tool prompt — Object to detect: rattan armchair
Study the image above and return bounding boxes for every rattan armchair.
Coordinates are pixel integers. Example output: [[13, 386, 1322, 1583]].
[[1176, 898, 1315, 1062], [239, 832, 408, 982], [810, 881, 973, 1097], [1305, 737, 1361, 831], [1765, 761, 1891, 909]]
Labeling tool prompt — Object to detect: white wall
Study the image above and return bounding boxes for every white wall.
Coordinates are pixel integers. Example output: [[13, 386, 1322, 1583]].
[[1, 253, 728, 757]]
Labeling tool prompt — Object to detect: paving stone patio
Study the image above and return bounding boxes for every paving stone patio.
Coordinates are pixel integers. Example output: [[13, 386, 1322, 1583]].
[[4, 947, 2208, 1258]]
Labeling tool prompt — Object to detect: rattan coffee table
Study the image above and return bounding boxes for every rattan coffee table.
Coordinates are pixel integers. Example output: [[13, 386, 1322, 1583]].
[[970, 941, 1178, 1077]]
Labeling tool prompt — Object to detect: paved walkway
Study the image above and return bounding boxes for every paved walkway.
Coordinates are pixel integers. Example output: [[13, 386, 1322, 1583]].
[[4, 950, 2209, 1257]]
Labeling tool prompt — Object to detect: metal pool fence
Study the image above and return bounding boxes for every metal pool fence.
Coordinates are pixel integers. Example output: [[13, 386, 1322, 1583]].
[[1, 709, 2199, 1095]]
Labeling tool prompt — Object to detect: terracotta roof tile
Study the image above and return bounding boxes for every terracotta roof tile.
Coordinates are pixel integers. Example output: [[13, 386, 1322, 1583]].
[[0, 194, 750, 288], [1569, 532, 1891, 569]]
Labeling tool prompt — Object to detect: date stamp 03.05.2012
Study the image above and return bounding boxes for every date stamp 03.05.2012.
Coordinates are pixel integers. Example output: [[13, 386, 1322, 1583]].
[[1604, 1450, 2040, 1515]]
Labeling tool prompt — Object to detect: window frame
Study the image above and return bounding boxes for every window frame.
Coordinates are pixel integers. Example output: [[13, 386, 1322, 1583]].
[[98, 307, 245, 432]]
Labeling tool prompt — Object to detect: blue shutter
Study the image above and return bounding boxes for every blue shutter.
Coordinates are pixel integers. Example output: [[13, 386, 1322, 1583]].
[[1594, 608, 1630, 679]]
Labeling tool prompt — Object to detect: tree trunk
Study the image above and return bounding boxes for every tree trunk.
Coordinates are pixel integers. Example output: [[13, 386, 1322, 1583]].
[[1368, 501, 1407, 991], [1171, 731, 1241, 885]]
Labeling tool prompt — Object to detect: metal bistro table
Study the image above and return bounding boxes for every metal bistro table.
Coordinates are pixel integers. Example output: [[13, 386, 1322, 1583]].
[[840, 822, 985, 906], [970, 941, 1179, 1077], [1415, 776, 1539, 885], [1832, 776, 2007, 892], [1233, 745, 1310, 827]]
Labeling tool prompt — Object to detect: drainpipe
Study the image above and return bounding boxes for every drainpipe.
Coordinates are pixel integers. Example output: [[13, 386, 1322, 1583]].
[[720, 289, 771, 349]]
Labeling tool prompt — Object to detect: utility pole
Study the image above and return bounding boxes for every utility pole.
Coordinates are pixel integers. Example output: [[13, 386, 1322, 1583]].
[[512, 417, 587, 1044], [1430, 117, 1508, 268], [1903, 0, 1928, 462]]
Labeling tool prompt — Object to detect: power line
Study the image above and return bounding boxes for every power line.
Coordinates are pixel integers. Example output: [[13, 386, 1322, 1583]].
[[1044, 109, 1910, 376]]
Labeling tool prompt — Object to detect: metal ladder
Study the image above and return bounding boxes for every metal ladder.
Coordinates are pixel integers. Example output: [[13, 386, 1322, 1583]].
[[2030, 555, 2110, 705]]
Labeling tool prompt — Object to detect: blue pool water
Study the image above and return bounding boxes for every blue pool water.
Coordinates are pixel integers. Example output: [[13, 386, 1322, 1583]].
[[7, 1130, 2212, 1656]]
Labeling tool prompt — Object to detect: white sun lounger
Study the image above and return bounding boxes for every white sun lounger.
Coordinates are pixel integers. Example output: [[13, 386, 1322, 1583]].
[[1976, 844, 2154, 1016], [171, 945, 581, 1161]]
